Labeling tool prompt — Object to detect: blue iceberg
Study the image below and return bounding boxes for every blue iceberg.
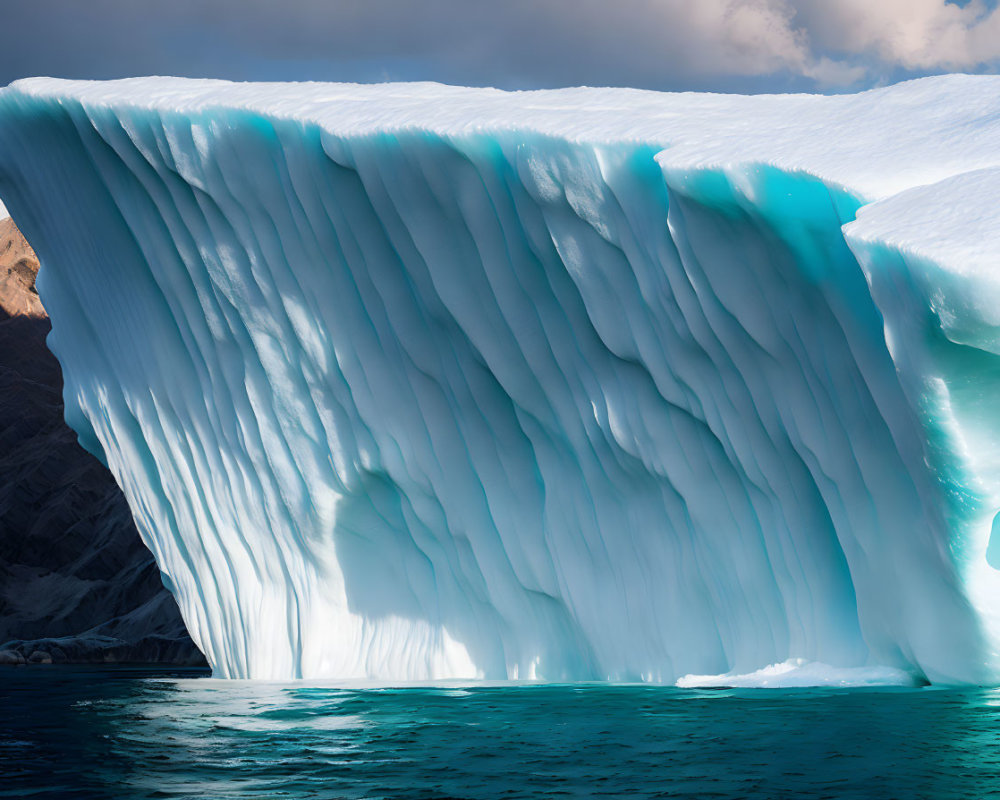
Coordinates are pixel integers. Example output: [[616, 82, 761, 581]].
[[1, 76, 999, 683]]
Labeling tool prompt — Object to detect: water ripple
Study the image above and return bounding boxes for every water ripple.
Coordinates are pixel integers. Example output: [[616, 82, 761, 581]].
[[2, 667, 1000, 799]]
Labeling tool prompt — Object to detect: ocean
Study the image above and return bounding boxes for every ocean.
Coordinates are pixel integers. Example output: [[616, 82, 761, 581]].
[[3, 667, 999, 799]]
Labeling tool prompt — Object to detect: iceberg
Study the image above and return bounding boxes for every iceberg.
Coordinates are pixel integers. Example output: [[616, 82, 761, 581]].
[[1, 75, 1000, 682]]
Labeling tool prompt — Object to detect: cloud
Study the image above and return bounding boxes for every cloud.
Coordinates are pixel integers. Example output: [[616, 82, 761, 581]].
[[1, 1, 999, 92], [794, 0, 1000, 70]]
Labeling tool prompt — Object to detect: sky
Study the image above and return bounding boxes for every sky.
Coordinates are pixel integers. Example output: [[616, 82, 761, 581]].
[[1, 0, 999, 94]]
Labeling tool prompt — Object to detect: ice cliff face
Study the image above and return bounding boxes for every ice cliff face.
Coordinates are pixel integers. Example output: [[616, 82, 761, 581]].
[[1, 75, 1000, 682]]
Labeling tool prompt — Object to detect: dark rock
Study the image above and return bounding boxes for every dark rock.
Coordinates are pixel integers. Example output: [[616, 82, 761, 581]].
[[0, 216, 205, 666]]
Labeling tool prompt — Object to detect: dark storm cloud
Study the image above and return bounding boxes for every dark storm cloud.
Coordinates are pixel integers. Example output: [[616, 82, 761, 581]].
[[2, 1, 1000, 92]]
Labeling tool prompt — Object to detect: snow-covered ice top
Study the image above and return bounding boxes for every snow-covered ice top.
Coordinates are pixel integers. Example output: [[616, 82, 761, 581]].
[[13, 73, 1000, 199], [2, 75, 1000, 683]]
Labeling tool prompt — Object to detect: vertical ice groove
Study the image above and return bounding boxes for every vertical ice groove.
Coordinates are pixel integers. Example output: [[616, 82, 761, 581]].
[[3, 78, 1000, 682]]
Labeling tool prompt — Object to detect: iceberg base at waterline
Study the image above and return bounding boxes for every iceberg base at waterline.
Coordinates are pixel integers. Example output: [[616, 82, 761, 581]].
[[676, 659, 924, 689]]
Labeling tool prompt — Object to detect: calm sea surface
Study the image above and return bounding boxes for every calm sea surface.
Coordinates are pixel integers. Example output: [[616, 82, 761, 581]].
[[2, 667, 1000, 799]]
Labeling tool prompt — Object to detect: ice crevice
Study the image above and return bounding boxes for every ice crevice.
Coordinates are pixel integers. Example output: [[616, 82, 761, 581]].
[[2, 76, 1000, 682]]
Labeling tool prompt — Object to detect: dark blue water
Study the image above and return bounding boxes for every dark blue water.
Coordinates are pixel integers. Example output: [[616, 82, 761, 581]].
[[3, 667, 1000, 799]]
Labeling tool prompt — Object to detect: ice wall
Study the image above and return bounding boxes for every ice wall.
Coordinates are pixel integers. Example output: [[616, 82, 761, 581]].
[[1, 76, 1000, 682]]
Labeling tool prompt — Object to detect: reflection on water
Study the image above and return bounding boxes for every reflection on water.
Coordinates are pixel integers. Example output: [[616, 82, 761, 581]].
[[2, 666, 1000, 799]]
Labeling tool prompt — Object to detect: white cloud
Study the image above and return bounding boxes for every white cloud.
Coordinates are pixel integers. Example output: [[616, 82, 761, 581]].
[[658, 0, 812, 75], [629, 0, 1000, 86], [793, 0, 1000, 71]]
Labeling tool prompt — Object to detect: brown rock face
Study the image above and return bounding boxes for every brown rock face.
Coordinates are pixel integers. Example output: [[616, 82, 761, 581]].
[[0, 216, 204, 665], [0, 216, 44, 319]]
